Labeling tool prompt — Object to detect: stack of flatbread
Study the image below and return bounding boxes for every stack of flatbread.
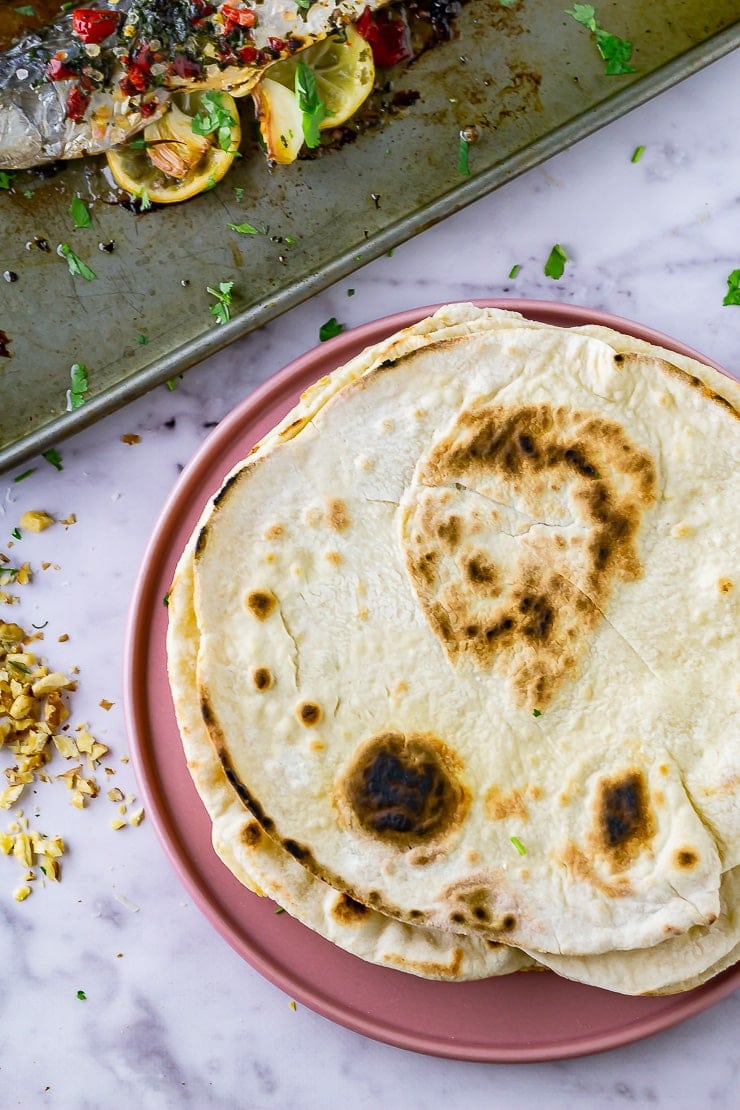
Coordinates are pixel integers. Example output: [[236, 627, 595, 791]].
[[166, 304, 739, 995]]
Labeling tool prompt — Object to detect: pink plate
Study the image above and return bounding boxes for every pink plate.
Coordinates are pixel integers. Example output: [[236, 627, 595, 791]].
[[124, 301, 739, 1062]]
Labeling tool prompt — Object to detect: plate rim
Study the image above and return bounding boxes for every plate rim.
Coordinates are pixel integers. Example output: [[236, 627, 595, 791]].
[[123, 299, 739, 1063]]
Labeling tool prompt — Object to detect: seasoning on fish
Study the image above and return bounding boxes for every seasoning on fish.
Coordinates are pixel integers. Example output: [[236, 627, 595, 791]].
[[0, 0, 388, 170]]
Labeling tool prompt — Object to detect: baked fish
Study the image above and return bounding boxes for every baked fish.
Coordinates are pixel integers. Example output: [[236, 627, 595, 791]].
[[0, 0, 385, 169]]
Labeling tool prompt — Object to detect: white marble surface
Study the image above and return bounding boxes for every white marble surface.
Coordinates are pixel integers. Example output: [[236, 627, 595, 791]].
[[1, 45, 739, 1110]]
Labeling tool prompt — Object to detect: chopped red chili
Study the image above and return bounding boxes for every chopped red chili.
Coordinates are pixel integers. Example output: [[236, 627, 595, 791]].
[[46, 56, 77, 81], [71, 8, 121, 45], [65, 84, 91, 122], [220, 4, 258, 31], [356, 6, 412, 69]]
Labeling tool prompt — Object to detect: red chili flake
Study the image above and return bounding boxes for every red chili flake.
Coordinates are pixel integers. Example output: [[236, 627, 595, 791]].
[[238, 44, 259, 64], [138, 100, 158, 117], [46, 56, 77, 81], [267, 37, 287, 52], [71, 8, 121, 45], [356, 7, 412, 69], [65, 84, 91, 122], [172, 54, 203, 79]]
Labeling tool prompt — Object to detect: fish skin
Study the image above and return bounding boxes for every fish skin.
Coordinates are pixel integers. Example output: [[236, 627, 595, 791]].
[[0, 0, 384, 170]]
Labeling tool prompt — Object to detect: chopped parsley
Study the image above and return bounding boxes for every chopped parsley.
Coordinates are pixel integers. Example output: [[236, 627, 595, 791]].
[[510, 836, 527, 856], [544, 243, 568, 280], [722, 269, 740, 307], [136, 334, 148, 345], [76, 990, 87, 1001], [15, 5, 37, 15], [70, 196, 92, 229], [11, 528, 21, 540], [294, 63, 326, 149], [0, 171, 15, 190], [43, 448, 63, 471], [165, 378, 178, 391], [319, 317, 344, 342], [67, 363, 89, 410], [59, 243, 96, 281], [207, 281, 234, 325], [163, 592, 170, 607], [13, 468, 35, 482], [533, 709, 542, 718], [137, 188, 152, 212], [631, 144, 646, 163], [228, 221, 264, 236], [347, 288, 356, 297], [274, 906, 286, 914], [234, 186, 245, 203], [192, 92, 238, 153], [565, 5, 636, 75], [508, 263, 522, 279], [457, 132, 472, 177]]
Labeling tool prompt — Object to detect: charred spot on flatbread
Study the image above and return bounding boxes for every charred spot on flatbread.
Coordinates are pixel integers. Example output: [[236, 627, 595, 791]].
[[331, 893, 370, 926], [296, 701, 322, 726], [404, 401, 656, 707], [337, 731, 469, 850], [240, 821, 263, 848], [594, 769, 656, 870], [252, 667, 273, 691], [246, 589, 277, 620]]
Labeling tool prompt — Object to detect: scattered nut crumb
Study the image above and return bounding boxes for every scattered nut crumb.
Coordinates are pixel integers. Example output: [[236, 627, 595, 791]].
[[121, 434, 141, 445], [19, 511, 54, 534], [99, 699, 114, 711]]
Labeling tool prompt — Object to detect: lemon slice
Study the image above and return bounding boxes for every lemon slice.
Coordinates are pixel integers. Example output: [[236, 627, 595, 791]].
[[254, 24, 375, 162], [106, 91, 241, 204]]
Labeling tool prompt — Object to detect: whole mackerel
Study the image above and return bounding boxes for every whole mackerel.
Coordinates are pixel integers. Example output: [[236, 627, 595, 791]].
[[0, 0, 384, 169]]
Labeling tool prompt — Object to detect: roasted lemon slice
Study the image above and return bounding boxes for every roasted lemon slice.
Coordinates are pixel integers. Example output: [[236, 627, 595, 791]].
[[254, 24, 375, 163], [106, 90, 241, 204]]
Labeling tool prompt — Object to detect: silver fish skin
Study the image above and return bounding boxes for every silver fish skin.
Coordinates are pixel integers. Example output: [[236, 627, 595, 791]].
[[0, 0, 385, 170]]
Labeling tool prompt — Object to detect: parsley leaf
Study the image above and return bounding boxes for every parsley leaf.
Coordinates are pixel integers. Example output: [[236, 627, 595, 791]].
[[59, 243, 96, 281], [294, 63, 326, 149], [13, 468, 35, 482], [207, 281, 234, 325], [631, 144, 645, 163], [67, 363, 89, 410], [43, 448, 63, 471], [69, 196, 92, 229], [192, 91, 238, 153], [228, 221, 264, 236], [319, 317, 344, 342], [508, 263, 522, 279], [457, 132, 471, 176], [544, 243, 568, 279], [565, 5, 636, 75], [722, 269, 740, 307], [76, 990, 87, 1001], [510, 836, 527, 856]]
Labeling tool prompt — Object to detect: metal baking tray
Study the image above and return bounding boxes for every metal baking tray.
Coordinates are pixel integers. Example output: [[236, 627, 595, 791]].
[[1, 0, 738, 472]]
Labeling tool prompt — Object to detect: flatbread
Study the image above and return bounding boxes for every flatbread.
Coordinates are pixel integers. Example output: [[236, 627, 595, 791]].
[[167, 546, 534, 981]]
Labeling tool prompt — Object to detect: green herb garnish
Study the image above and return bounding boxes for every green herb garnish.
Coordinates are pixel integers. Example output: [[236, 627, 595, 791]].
[[347, 288, 355, 297], [274, 906, 286, 914], [722, 269, 740, 307], [166, 378, 178, 391], [76, 990, 87, 1001], [59, 243, 96, 281], [11, 528, 21, 540], [207, 281, 234, 325], [67, 363, 89, 410], [8, 659, 31, 674], [138, 188, 152, 211], [510, 836, 527, 856], [508, 263, 522, 279], [544, 243, 568, 280], [42, 448, 63, 471], [163, 593, 170, 607], [136, 334, 148, 345], [15, 5, 37, 15], [228, 222, 264, 236], [0, 172, 15, 190], [319, 317, 344, 342], [631, 144, 645, 163], [70, 196, 92, 229], [565, 5, 636, 75], [234, 186, 245, 203], [294, 62, 326, 148], [457, 132, 471, 176], [533, 709, 542, 718], [192, 91, 238, 153], [13, 468, 35, 482]]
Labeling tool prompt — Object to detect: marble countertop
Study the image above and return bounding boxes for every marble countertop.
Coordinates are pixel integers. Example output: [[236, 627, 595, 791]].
[[1, 43, 738, 1110]]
